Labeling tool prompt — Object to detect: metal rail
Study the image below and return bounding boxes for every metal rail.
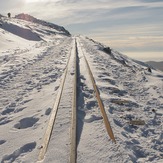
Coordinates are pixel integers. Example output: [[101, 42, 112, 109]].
[[70, 39, 77, 163], [37, 42, 74, 162], [77, 40, 116, 143]]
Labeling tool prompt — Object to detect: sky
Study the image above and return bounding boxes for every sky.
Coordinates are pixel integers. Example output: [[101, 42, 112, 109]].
[[0, 0, 163, 61]]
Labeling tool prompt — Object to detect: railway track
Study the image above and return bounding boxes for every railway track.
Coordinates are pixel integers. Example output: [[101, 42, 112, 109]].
[[37, 37, 116, 163]]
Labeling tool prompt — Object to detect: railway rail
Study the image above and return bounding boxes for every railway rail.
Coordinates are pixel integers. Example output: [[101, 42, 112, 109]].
[[37, 37, 116, 163]]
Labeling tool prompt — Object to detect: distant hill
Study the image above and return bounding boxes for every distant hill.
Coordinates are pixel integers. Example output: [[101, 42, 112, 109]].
[[146, 61, 163, 71]]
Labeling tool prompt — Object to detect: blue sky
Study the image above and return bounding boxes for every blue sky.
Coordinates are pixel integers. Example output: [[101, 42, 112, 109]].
[[0, 0, 163, 61]]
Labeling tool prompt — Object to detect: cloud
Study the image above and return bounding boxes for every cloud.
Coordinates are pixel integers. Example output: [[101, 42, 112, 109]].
[[87, 23, 163, 53], [0, 0, 25, 13], [0, 0, 162, 59], [1, 0, 162, 25], [136, 0, 163, 3]]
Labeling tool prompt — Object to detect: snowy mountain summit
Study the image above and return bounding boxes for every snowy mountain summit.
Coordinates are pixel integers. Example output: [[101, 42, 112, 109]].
[[0, 13, 70, 42], [15, 13, 70, 36], [0, 14, 163, 163]]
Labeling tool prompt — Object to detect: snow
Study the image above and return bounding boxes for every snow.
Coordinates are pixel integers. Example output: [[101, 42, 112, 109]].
[[0, 14, 163, 163], [79, 36, 163, 162]]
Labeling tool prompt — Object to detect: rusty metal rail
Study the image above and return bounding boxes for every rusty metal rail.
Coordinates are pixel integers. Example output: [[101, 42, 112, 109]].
[[77, 40, 116, 143], [70, 39, 77, 163], [37, 41, 74, 162]]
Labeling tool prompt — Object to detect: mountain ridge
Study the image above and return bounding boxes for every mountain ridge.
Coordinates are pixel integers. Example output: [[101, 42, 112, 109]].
[[0, 13, 70, 41], [15, 13, 70, 36]]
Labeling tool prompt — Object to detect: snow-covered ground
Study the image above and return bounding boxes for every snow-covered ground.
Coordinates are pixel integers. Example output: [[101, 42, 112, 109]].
[[0, 14, 162, 163], [79, 37, 163, 163]]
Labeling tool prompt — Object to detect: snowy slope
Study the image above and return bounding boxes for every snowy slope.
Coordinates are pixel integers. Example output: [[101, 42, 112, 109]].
[[78, 36, 163, 163], [0, 14, 73, 162], [15, 13, 70, 36], [0, 14, 163, 163]]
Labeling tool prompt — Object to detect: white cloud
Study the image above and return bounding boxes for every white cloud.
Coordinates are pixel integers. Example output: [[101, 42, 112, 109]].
[[0, 0, 162, 59], [2, 0, 162, 25]]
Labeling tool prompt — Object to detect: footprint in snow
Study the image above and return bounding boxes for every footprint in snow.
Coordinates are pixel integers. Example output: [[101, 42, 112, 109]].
[[123, 125, 138, 133], [83, 92, 93, 99], [84, 115, 102, 123], [1, 102, 16, 115], [16, 98, 32, 106], [0, 140, 6, 145], [0, 117, 12, 125], [101, 86, 127, 96], [132, 145, 149, 158], [86, 100, 97, 110], [1, 142, 36, 163], [113, 118, 124, 127], [22, 99, 33, 104], [98, 75, 105, 78], [54, 86, 59, 91], [45, 107, 52, 115], [14, 117, 39, 129], [14, 107, 27, 113], [1, 108, 15, 115], [25, 80, 32, 85], [103, 78, 116, 85], [98, 67, 106, 71], [131, 138, 140, 144], [121, 131, 128, 138], [102, 72, 110, 76]]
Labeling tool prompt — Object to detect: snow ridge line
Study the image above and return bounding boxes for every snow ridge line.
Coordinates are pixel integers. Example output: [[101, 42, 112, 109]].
[[37, 42, 74, 162], [77, 38, 116, 143]]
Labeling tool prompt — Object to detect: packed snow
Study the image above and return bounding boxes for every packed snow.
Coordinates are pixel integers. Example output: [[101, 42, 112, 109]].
[[0, 14, 162, 163]]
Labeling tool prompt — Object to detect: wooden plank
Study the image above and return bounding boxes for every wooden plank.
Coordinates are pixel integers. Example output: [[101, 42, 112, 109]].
[[129, 120, 145, 125]]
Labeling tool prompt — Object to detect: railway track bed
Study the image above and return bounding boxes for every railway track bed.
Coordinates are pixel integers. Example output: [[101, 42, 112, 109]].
[[38, 38, 115, 163]]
